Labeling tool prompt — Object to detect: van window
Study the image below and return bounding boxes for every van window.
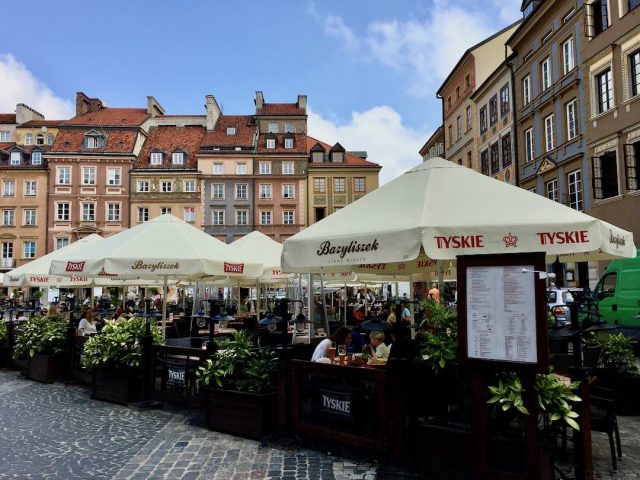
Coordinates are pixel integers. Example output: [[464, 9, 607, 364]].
[[619, 269, 640, 292], [595, 272, 617, 299]]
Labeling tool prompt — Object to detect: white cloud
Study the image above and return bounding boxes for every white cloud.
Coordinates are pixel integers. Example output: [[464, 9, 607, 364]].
[[324, 15, 359, 51], [0, 53, 74, 119], [308, 106, 429, 185]]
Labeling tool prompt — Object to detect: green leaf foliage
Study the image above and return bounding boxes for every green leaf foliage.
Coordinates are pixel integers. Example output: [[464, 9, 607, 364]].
[[13, 316, 67, 358], [0, 320, 7, 345]]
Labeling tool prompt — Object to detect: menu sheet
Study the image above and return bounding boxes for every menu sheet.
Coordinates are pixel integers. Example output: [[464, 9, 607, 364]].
[[466, 265, 537, 364]]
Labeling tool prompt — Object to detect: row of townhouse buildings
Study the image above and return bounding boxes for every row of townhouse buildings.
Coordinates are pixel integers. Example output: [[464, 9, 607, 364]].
[[0, 92, 380, 271], [425, 0, 640, 286]]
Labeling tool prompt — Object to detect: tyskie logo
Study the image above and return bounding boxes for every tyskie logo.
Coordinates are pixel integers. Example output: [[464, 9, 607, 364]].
[[66, 261, 86, 273], [224, 262, 244, 274]]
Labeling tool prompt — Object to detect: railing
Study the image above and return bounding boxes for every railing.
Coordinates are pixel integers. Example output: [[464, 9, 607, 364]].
[[0, 258, 15, 269]]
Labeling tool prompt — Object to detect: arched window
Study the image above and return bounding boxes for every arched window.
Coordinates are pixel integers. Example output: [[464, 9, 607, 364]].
[[36, 134, 44, 145], [47, 134, 54, 145], [24, 133, 33, 145]]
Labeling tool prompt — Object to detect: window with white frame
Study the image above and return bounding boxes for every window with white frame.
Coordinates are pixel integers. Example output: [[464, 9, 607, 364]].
[[31, 152, 41, 165], [282, 162, 294, 175], [523, 75, 531, 105], [172, 152, 184, 165], [36, 134, 44, 146], [236, 163, 247, 175], [23, 241, 36, 259], [312, 151, 324, 163], [184, 180, 196, 192], [283, 210, 294, 225], [138, 207, 149, 222], [161, 207, 172, 215], [566, 99, 578, 140], [137, 180, 149, 192], [1, 242, 13, 261], [57, 166, 71, 185], [212, 210, 224, 225], [260, 211, 272, 225], [479, 106, 487, 134], [226, 126, 236, 135], [150, 152, 163, 165], [107, 203, 121, 221], [55, 237, 69, 250], [314, 178, 325, 193], [82, 167, 96, 185], [213, 163, 223, 175], [541, 58, 551, 91], [544, 114, 555, 152], [236, 210, 248, 225], [630, 49, 640, 97], [57, 202, 70, 221], [85, 134, 105, 149], [284, 137, 294, 149], [260, 162, 271, 174], [161, 181, 172, 192], [24, 133, 33, 145], [212, 183, 224, 199], [332, 151, 344, 163], [2, 209, 14, 226], [354, 177, 366, 192], [562, 37, 575, 74], [285, 122, 295, 133], [567, 170, 583, 210], [266, 138, 276, 149], [0, 131, 9, 142], [81, 202, 95, 221], [107, 167, 121, 185], [334, 177, 345, 193], [268, 123, 278, 133], [235, 183, 247, 200], [596, 68, 613, 113], [456, 116, 462, 140], [259, 184, 272, 199], [282, 184, 294, 199], [3, 180, 15, 196], [184, 207, 195, 223], [546, 179, 559, 202], [466, 106, 472, 131], [47, 134, 54, 145], [24, 209, 36, 226], [24, 180, 37, 196], [525, 128, 534, 163], [10, 151, 20, 165], [489, 95, 498, 125]]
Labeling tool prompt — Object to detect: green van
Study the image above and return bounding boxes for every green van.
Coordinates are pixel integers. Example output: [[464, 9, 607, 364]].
[[592, 249, 640, 329]]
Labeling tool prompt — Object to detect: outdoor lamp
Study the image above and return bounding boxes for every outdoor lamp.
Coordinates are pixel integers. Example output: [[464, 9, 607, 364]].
[[191, 309, 208, 329], [361, 315, 392, 331], [259, 312, 283, 326]]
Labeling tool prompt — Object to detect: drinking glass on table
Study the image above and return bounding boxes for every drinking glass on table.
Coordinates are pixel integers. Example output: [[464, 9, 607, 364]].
[[328, 342, 337, 363], [338, 345, 346, 365]]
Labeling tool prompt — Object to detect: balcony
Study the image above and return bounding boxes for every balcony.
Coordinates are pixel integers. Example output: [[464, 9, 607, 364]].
[[0, 258, 15, 269]]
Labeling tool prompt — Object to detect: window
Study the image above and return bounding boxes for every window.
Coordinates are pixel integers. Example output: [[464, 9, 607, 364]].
[[546, 179, 559, 202], [334, 177, 345, 193], [31, 152, 42, 165], [630, 49, 640, 97], [266, 138, 276, 149], [501, 135, 512, 168], [592, 0, 609, 35], [2, 242, 13, 260], [57, 167, 71, 185], [630, 0, 640, 12], [150, 152, 163, 165], [56, 238, 69, 250], [236, 210, 248, 225], [467, 151, 472, 168], [566, 99, 578, 140], [489, 95, 498, 125], [184, 207, 195, 223], [107, 203, 120, 221], [0, 131, 9, 141], [259, 184, 272, 199], [465, 74, 470, 88], [226, 126, 236, 135], [137, 180, 149, 192], [592, 151, 619, 199], [212, 210, 224, 225], [235, 183, 247, 200], [47, 134, 54, 146], [82, 167, 96, 185], [562, 38, 575, 74], [85, 134, 105, 149], [172, 152, 184, 165], [456, 86, 460, 99], [354, 177, 366, 192], [490, 143, 500, 175], [332, 152, 344, 163], [282, 184, 295, 199], [24, 209, 36, 226], [448, 125, 453, 145], [624, 141, 639, 191], [82, 203, 95, 221], [283, 210, 294, 225], [268, 123, 278, 133], [466, 106, 472, 131], [500, 84, 510, 115], [107, 167, 121, 185], [209, 183, 224, 199], [23, 241, 35, 259], [447, 97, 452, 109], [479, 106, 487, 134], [57, 203, 70, 221], [544, 114, 555, 152], [213, 163, 223, 175], [24, 133, 33, 145], [567, 170, 583, 210], [138, 208, 149, 222], [541, 58, 551, 91], [2, 209, 14, 226], [161, 207, 172, 215], [285, 122, 295, 133], [282, 162, 294, 174], [10, 152, 20, 165], [525, 128, 534, 163], [523, 75, 531, 105], [36, 134, 44, 146], [3, 181, 15, 196], [24, 180, 37, 196], [312, 151, 324, 163], [260, 211, 272, 225], [184, 180, 196, 192], [480, 150, 489, 175], [314, 178, 326, 193], [284, 137, 294, 149], [596, 68, 614, 113], [161, 181, 172, 192], [260, 162, 271, 175], [456, 116, 462, 140], [236, 163, 247, 175]]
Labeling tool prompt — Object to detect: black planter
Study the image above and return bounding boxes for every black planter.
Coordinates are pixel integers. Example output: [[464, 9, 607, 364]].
[[28, 354, 60, 383], [93, 368, 142, 405], [203, 387, 278, 439], [594, 368, 640, 416], [0, 345, 9, 368]]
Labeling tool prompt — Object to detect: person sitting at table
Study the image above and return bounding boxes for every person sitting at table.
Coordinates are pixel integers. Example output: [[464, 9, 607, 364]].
[[387, 303, 397, 325], [311, 326, 352, 362], [401, 300, 412, 325], [367, 331, 390, 360], [388, 325, 416, 361], [77, 307, 97, 336]]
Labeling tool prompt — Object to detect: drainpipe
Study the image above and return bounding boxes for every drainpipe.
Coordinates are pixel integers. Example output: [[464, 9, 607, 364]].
[[436, 93, 446, 159], [506, 45, 520, 187]]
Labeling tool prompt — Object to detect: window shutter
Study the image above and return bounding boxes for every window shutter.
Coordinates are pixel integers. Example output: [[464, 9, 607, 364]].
[[591, 156, 603, 199], [624, 144, 638, 191]]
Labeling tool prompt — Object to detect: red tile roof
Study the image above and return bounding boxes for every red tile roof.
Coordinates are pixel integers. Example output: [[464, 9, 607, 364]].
[[306, 137, 380, 167], [136, 125, 205, 169], [256, 133, 308, 154], [18, 120, 65, 128], [63, 108, 148, 127], [0, 142, 15, 151], [256, 103, 305, 116], [49, 128, 139, 154], [200, 115, 256, 149], [0, 114, 17, 124]]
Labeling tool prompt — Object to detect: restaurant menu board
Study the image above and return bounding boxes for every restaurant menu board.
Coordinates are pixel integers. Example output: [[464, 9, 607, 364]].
[[466, 265, 537, 364]]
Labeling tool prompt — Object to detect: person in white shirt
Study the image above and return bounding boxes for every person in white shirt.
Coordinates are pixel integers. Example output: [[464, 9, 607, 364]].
[[367, 331, 390, 360], [78, 308, 97, 336]]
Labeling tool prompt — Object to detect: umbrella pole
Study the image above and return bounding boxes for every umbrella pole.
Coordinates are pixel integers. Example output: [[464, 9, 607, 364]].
[[344, 282, 348, 326], [161, 275, 168, 340], [256, 282, 260, 318], [319, 274, 329, 336], [364, 282, 368, 317], [437, 261, 445, 303]]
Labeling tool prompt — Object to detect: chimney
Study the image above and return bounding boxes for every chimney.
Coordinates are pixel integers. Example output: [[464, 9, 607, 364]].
[[146, 96, 166, 117], [75, 92, 103, 116], [205, 95, 221, 131], [255, 91, 264, 110], [297, 95, 307, 112], [15, 103, 44, 124]]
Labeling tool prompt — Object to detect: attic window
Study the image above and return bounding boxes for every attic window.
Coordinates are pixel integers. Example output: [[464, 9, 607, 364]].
[[332, 152, 344, 163], [85, 132, 106, 149], [32, 152, 42, 165], [150, 152, 163, 165], [172, 152, 185, 165], [226, 126, 236, 135], [312, 151, 324, 163], [36, 134, 44, 146], [284, 137, 294, 149], [10, 151, 21, 165], [266, 138, 276, 149]]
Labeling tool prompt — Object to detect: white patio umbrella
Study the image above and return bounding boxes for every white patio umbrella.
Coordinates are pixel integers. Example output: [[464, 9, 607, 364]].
[[282, 158, 636, 273]]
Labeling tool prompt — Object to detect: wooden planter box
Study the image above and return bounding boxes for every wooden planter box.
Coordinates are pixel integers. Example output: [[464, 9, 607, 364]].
[[28, 354, 60, 383], [203, 387, 278, 439], [92, 368, 142, 405]]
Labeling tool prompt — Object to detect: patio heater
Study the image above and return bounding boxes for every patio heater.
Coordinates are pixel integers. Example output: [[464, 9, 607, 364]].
[[136, 297, 163, 409], [207, 298, 234, 353]]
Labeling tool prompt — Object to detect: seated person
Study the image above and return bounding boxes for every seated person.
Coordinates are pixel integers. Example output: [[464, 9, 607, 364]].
[[367, 331, 390, 360], [387, 304, 397, 325], [311, 326, 352, 362], [388, 325, 416, 362], [348, 330, 366, 354], [77, 308, 97, 336], [401, 301, 412, 325]]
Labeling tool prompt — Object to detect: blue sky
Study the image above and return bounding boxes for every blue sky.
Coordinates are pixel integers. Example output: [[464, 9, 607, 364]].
[[0, 0, 521, 182]]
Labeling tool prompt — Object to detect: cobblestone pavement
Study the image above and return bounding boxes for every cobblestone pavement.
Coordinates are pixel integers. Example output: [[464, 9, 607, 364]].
[[1, 369, 639, 479]]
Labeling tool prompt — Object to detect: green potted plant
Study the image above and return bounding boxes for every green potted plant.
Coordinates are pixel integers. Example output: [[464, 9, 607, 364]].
[[81, 316, 164, 404], [0, 320, 9, 367], [12, 315, 67, 383], [197, 330, 279, 439]]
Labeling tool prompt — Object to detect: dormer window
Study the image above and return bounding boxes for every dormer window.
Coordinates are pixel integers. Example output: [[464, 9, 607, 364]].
[[172, 152, 185, 165], [150, 152, 163, 165], [310, 143, 326, 163], [226, 126, 236, 135], [266, 134, 276, 149], [47, 134, 54, 146], [84, 131, 106, 149], [31, 152, 42, 165], [285, 138, 294, 149], [330, 143, 346, 163], [25, 133, 33, 146], [36, 134, 44, 146], [10, 151, 21, 165]]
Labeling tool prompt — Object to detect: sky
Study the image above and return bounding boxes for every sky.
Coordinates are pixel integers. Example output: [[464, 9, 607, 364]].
[[0, 0, 522, 183]]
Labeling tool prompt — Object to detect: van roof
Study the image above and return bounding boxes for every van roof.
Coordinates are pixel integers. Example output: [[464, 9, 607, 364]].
[[604, 249, 640, 272]]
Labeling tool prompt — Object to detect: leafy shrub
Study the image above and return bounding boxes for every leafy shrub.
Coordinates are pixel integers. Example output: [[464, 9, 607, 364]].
[[13, 316, 67, 358], [0, 320, 7, 345], [597, 332, 639, 374]]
